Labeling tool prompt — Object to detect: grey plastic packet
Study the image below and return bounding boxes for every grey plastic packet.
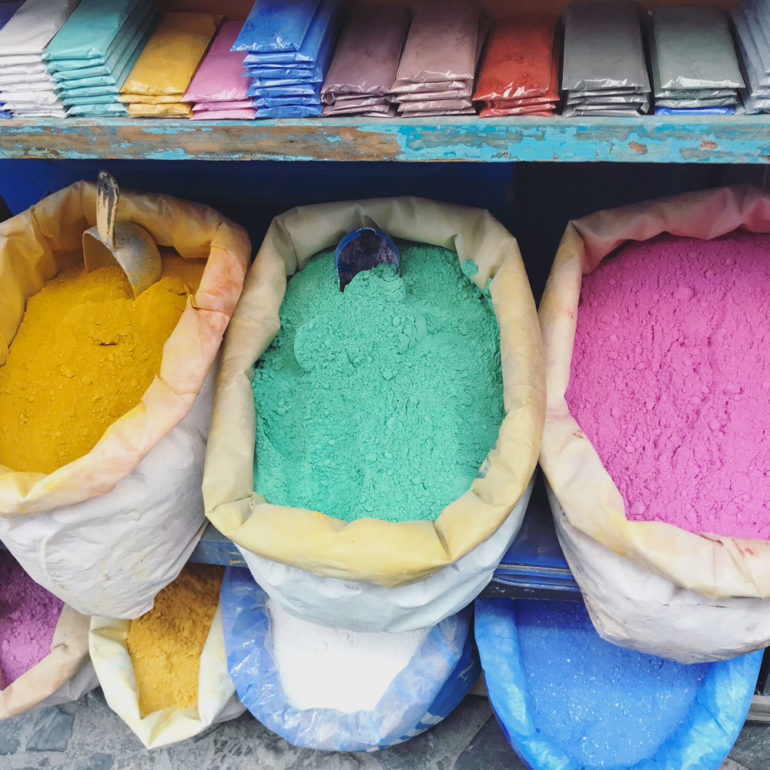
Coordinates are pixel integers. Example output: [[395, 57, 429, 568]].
[[562, 1, 649, 91], [655, 97, 736, 107], [651, 6, 743, 92], [398, 97, 473, 112], [321, 4, 409, 103]]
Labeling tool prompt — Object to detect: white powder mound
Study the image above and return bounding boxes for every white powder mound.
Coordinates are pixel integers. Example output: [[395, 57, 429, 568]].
[[268, 599, 429, 713]]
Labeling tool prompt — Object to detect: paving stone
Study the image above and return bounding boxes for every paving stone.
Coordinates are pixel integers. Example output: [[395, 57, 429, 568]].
[[454, 716, 527, 770], [25, 708, 74, 752]]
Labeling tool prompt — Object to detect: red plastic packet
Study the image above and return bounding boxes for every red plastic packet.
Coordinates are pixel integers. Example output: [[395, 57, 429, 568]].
[[474, 15, 558, 101], [480, 105, 555, 116]]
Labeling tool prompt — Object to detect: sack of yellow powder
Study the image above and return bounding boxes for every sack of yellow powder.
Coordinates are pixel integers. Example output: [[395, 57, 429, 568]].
[[203, 197, 545, 632], [89, 564, 244, 749], [539, 184, 770, 662], [0, 181, 250, 619]]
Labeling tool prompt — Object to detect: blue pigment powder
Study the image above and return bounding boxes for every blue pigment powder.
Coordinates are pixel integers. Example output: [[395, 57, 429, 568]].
[[251, 242, 503, 523], [515, 601, 708, 767]]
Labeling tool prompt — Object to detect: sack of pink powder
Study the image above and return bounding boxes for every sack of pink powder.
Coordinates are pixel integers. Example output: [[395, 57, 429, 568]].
[[539, 184, 770, 663], [0, 551, 95, 719]]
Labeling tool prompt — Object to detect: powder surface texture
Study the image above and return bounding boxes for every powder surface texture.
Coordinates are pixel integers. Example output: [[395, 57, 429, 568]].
[[251, 242, 503, 523], [0, 552, 63, 686], [0, 254, 203, 474], [517, 601, 707, 767], [566, 232, 770, 538], [127, 564, 223, 716], [268, 599, 428, 713]]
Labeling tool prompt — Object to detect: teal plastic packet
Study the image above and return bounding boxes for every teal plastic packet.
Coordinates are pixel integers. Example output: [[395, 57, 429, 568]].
[[50, 3, 157, 80], [61, 94, 118, 106], [44, 0, 150, 62], [66, 101, 127, 116]]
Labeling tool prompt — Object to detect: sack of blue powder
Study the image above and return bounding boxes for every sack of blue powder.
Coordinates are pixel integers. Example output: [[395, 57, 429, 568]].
[[204, 197, 545, 632]]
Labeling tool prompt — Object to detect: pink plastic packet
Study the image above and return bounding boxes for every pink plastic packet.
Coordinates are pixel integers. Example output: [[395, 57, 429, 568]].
[[321, 4, 409, 103], [393, 0, 478, 86], [191, 108, 256, 119], [192, 99, 255, 111], [183, 21, 248, 103]]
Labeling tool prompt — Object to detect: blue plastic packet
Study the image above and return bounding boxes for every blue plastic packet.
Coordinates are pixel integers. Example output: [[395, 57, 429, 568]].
[[0, 111, 12, 118], [44, 0, 150, 62], [233, 0, 320, 53], [245, 66, 322, 80], [0, 1, 22, 29], [654, 106, 735, 114], [240, 0, 338, 64], [255, 104, 323, 118], [247, 82, 320, 98], [248, 74, 323, 88], [253, 94, 320, 107]]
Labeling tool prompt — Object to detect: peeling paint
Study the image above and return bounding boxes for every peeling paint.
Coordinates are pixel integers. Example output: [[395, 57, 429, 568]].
[[0, 116, 769, 163]]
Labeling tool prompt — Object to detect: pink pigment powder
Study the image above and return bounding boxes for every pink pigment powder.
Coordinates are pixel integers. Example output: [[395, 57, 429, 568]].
[[0, 552, 63, 686], [566, 231, 770, 539]]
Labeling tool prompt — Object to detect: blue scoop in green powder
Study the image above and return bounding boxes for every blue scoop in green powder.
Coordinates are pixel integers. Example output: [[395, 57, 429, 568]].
[[251, 242, 504, 523]]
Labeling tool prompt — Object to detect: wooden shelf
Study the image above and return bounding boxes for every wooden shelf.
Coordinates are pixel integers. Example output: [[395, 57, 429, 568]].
[[0, 115, 769, 163]]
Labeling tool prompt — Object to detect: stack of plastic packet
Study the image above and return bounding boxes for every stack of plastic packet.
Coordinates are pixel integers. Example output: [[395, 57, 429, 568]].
[[0, 2, 22, 117], [119, 12, 220, 118], [732, 0, 770, 114], [233, 0, 338, 119], [392, 0, 480, 117], [45, 0, 159, 118], [474, 15, 559, 117], [321, 4, 409, 118], [651, 7, 743, 116], [0, 0, 77, 119], [562, 1, 650, 117], [184, 20, 253, 120]]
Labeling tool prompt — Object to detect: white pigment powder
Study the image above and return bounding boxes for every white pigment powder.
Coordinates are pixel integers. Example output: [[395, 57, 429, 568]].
[[268, 599, 430, 713]]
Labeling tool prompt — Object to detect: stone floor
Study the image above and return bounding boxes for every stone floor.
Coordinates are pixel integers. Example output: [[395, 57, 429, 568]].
[[0, 690, 768, 769]]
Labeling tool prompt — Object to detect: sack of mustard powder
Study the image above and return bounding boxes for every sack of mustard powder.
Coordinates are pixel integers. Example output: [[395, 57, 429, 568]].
[[90, 564, 244, 749], [0, 181, 250, 619]]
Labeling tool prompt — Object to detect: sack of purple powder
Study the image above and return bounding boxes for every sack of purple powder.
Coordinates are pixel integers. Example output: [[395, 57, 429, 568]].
[[539, 185, 770, 663], [0, 551, 96, 719]]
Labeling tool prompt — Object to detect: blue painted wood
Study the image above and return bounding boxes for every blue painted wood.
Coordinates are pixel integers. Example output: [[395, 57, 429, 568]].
[[0, 116, 769, 163]]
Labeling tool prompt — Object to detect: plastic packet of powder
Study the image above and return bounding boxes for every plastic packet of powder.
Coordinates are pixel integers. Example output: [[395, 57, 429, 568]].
[[562, 1, 649, 92], [255, 104, 322, 118], [651, 7, 743, 92], [0, 0, 78, 58], [234, 0, 320, 53], [321, 4, 409, 102], [397, 98, 473, 112], [393, 0, 478, 86]]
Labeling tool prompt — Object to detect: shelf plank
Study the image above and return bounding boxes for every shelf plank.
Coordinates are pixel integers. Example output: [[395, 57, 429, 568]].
[[1, 116, 769, 163]]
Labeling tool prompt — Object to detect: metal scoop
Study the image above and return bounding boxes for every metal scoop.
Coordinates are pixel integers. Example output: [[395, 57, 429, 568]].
[[334, 226, 400, 291], [83, 171, 162, 297]]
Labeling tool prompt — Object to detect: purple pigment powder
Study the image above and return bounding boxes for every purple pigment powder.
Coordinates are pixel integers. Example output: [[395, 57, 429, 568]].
[[566, 231, 770, 539], [0, 552, 63, 686]]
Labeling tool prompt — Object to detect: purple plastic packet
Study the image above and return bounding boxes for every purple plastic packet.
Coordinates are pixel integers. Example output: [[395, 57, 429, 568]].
[[321, 4, 409, 102]]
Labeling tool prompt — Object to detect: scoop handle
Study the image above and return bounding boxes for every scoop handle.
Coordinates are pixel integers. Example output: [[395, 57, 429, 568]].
[[96, 170, 119, 251]]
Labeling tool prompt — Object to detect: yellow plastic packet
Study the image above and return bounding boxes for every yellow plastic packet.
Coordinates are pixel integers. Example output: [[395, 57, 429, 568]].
[[127, 102, 193, 117], [121, 12, 221, 97]]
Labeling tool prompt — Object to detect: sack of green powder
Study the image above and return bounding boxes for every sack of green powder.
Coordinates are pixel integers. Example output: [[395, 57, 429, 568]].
[[539, 185, 770, 662], [0, 181, 250, 619], [0, 552, 96, 720], [204, 197, 545, 632], [89, 564, 244, 749]]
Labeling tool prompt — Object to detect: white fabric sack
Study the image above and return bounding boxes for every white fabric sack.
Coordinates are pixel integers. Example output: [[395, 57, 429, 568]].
[[0, 0, 77, 56], [239, 475, 535, 633], [551, 486, 770, 663], [90, 606, 245, 749], [0, 367, 216, 619]]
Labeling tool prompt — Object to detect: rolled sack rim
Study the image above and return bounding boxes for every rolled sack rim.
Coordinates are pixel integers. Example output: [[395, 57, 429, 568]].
[[204, 196, 545, 587], [0, 180, 250, 516], [539, 184, 770, 600]]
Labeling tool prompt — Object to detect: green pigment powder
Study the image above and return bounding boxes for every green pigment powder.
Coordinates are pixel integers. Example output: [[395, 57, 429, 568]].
[[251, 242, 504, 523]]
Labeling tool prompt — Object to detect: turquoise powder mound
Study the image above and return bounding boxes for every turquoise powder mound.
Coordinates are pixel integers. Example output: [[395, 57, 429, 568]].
[[251, 242, 504, 523]]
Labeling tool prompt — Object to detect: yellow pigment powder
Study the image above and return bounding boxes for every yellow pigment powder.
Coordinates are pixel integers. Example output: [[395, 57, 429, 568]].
[[127, 564, 223, 715], [0, 254, 204, 473]]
